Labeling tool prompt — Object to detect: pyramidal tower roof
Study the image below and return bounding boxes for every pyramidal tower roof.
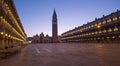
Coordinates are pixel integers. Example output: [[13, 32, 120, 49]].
[[53, 8, 57, 17]]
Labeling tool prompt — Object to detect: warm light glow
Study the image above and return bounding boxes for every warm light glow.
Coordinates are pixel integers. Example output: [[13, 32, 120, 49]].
[[28, 41, 32, 43], [94, 38, 96, 40], [107, 37, 110, 39], [97, 37, 100, 39], [103, 29, 107, 33], [8, 35, 10, 37], [97, 25, 101, 29], [102, 21, 106, 24], [95, 24, 97, 26], [107, 19, 111, 22], [113, 17, 117, 21], [91, 25, 94, 28], [98, 22, 102, 25], [102, 37, 104, 39], [1, 16, 25, 40], [118, 36, 120, 38], [114, 26, 118, 31], [3, 3, 26, 39], [5, 34, 8, 36], [112, 36, 115, 38], [99, 30, 102, 34], [95, 31, 98, 34], [0, 32, 4, 35], [92, 32, 94, 35], [108, 28, 112, 32]]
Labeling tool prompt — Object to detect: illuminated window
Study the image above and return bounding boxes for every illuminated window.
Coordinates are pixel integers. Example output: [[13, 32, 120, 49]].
[[113, 17, 118, 21], [95, 24, 97, 26], [95, 31, 98, 34], [99, 30, 102, 34], [103, 29, 107, 33], [89, 32, 91, 35], [119, 16, 120, 19], [90, 38, 93, 40], [97, 25, 101, 29], [107, 19, 112, 23], [112, 36, 115, 39], [91, 25, 94, 28], [114, 26, 118, 31], [118, 36, 120, 38], [88, 26, 90, 29], [97, 37, 100, 39], [94, 38, 96, 40], [92, 32, 94, 35], [102, 37, 104, 39], [98, 22, 102, 25], [5, 34, 8, 36], [0, 16, 2, 20], [108, 28, 112, 32], [106, 37, 110, 39], [102, 21, 106, 24], [0, 32, 4, 35]]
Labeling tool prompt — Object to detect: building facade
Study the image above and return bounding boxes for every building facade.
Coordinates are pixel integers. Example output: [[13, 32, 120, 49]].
[[52, 9, 59, 43], [0, 0, 26, 50], [61, 10, 120, 43], [32, 32, 52, 43]]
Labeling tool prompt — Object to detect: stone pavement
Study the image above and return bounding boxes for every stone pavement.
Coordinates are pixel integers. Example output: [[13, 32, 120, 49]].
[[0, 46, 21, 59], [0, 43, 120, 66]]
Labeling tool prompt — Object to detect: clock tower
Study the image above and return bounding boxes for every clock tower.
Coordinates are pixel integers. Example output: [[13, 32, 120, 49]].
[[52, 9, 59, 43]]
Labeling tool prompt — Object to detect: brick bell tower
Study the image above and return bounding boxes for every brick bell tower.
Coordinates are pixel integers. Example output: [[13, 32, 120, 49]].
[[52, 9, 59, 43]]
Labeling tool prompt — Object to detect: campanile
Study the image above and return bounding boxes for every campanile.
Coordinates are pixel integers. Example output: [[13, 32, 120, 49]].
[[52, 9, 59, 43]]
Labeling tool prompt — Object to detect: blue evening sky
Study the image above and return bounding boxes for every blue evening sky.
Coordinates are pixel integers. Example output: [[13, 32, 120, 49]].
[[14, 0, 120, 37]]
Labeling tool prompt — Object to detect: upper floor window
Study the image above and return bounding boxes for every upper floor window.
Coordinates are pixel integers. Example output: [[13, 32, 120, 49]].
[[118, 36, 120, 38], [113, 17, 118, 21], [88, 26, 90, 29], [94, 38, 96, 40], [97, 37, 100, 40], [95, 24, 97, 26], [99, 30, 102, 34], [95, 31, 98, 34], [103, 29, 107, 33], [112, 36, 115, 39], [91, 25, 94, 28], [107, 19, 112, 23], [108, 28, 112, 32], [114, 26, 119, 31], [102, 37, 104, 40], [86, 33, 88, 36], [86, 26, 88, 29], [89, 32, 91, 35], [92, 32, 94, 35], [98, 22, 102, 25], [102, 21, 106, 24], [106, 37, 110, 39]]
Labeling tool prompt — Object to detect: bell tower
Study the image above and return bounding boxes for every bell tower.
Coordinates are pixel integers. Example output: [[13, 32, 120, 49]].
[[52, 9, 59, 43]]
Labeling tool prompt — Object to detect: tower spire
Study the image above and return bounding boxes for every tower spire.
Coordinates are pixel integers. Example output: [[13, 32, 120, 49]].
[[53, 8, 57, 17], [52, 9, 59, 43]]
